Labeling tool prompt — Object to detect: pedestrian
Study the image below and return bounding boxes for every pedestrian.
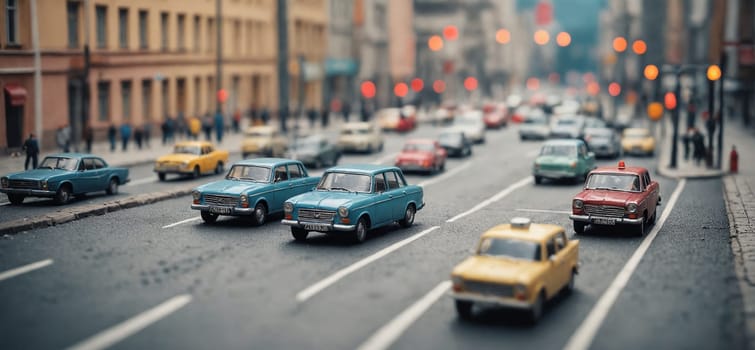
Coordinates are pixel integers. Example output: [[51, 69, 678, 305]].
[[214, 112, 224, 143], [161, 118, 170, 145], [691, 128, 705, 166], [342, 101, 351, 122], [143, 122, 152, 148], [22, 133, 39, 170], [232, 109, 241, 133], [360, 100, 370, 122], [250, 103, 259, 124], [189, 115, 201, 140], [321, 105, 329, 128], [176, 112, 187, 140], [120, 122, 132, 151], [56, 124, 70, 152], [134, 126, 144, 149], [261, 107, 270, 125], [108, 123, 117, 151], [682, 127, 692, 161], [83, 123, 94, 153], [307, 108, 317, 128], [202, 114, 213, 141]]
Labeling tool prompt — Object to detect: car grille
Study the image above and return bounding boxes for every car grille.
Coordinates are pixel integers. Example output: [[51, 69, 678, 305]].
[[464, 280, 513, 297], [204, 194, 238, 207], [584, 204, 624, 217], [298, 209, 336, 223], [539, 164, 565, 171], [9, 179, 40, 189]]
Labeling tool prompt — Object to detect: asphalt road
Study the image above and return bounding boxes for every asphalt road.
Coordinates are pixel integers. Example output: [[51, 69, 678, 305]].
[[0, 122, 745, 350]]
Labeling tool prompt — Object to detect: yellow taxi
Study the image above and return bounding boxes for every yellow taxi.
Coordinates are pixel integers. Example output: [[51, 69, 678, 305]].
[[450, 218, 579, 322], [621, 127, 655, 156], [241, 125, 288, 158], [154, 141, 229, 181]]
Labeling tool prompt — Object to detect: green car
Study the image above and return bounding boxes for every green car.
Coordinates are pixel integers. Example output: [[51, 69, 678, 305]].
[[533, 139, 595, 184]]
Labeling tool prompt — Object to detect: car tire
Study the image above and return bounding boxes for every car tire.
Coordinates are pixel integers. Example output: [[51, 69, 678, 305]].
[[573, 221, 586, 234], [564, 269, 576, 295], [534, 176, 543, 185], [367, 144, 374, 154], [193, 166, 201, 178], [7, 194, 25, 205], [54, 185, 72, 205], [648, 209, 657, 225], [158, 172, 166, 181], [201, 211, 218, 223], [106, 178, 119, 195], [214, 162, 224, 174], [292, 227, 308, 241], [252, 202, 267, 226], [353, 217, 368, 243], [529, 292, 545, 324], [399, 204, 416, 228], [635, 217, 645, 236], [455, 300, 473, 321]]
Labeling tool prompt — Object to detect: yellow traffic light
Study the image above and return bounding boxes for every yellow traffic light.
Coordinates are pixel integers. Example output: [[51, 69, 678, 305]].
[[643, 64, 659, 80], [647, 102, 663, 121], [707, 65, 722, 81], [613, 37, 627, 53], [534, 30, 549, 45]]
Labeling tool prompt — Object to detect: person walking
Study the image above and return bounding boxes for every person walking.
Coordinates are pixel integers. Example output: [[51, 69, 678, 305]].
[[261, 107, 270, 125], [232, 109, 241, 133], [342, 101, 351, 122], [189, 115, 201, 140], [307, 108, 317, 128], [214, 112, 224, 143], [161, 118, 170, 145], [134, 126, 144, 149], [682, 127, 692, 161], [120, 122, 132, 151], [22, 133, 39, 170], [143, 122, 152, 148], [691, 128, 705, 166], [83, 123, 94, 153], [108, 123, 117, 151], [56, 124, 70, 152], [202, 114, 213, 141]]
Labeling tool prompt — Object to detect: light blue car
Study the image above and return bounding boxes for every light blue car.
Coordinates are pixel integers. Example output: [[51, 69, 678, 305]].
[[281, 164, 425, 243], [191, 158, 320, 225], [0, 153, 129, 205]]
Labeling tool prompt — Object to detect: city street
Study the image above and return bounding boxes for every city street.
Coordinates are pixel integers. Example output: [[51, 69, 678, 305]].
[[0, 122, 745, 349]]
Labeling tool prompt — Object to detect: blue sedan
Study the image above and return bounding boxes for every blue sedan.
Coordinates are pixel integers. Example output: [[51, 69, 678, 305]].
[[281, 164, 425, 243], [0, 153, 130, 205], [191, 158, 320, 225]]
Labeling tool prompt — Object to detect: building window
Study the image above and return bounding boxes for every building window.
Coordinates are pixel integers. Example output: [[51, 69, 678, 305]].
[[121, 81, 132, 121], [97, 82, 110, 122], [95, 5, 107, 48], [138, 10, 148, 49], [233, 19, 241, 56], [160, 12, 169, 51], [193, 15, 201, 52], [67, 1, 79, 48], [142, 80, 152, 122], [118, 8, 129, 49], [5, 0, 19, 44], [161, 79, 169, 117], [177, 14, 186, 51], [207, 18, 214, 53]]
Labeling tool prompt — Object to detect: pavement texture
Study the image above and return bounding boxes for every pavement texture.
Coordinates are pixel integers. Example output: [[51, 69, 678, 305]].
[[657, 115, 755, 349]]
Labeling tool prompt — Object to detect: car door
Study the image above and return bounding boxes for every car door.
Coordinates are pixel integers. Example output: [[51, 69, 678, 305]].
[[76, 158, 98, 193], [270, 165, 290, 210], [89, 158, 109, 190], [286, 163, 312, 203], [371, 172, 393, 226], [644, 171, 660, 215], [385, 170, 407, 220], [544, 235, 565, 297]]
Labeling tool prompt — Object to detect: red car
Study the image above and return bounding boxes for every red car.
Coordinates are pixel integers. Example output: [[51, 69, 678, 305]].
[[482, 103, 508, 129], [395, 139, 447, 174], [569, 161, 661, 236]]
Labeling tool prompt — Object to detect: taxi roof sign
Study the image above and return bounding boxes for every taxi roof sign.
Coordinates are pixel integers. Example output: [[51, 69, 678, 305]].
[[618, 160, 626, 169], [510, 217, 531, 229]]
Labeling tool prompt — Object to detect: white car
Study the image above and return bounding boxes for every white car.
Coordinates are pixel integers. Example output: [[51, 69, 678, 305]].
[[337, 122, 384, 153], [450, 110, 486, 144], [519, 113, 550, 140]]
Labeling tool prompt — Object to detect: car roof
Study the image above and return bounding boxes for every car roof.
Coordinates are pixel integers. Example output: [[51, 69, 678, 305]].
[[326, 164, 399, 175], [481, 223, 564, 242], [173, 141, 213, 147], [591, 166, 646, 175], [584, 127, 614, 135], [232, 158, 297, 167]]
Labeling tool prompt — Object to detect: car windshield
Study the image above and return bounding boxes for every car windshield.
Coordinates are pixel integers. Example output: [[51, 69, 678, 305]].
[[439, 133, 462, 143], [477, 238, 541, 261], [291, 138, 320, 151], [226, 165, 271, 182], [586, 173, 641, 192], [540, 144, 577, 157], [38, 157, 78, 171], [174, 145, 201, 155], [317, 172, 372, 193], [403, 142, 434, 152]]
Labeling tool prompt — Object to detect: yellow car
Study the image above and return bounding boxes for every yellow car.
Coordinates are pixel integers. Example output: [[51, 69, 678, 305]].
[[621, 127, 655, 156], [450, 218, 579, 322], [337, 122, 384, 153], [242, 126, 288, 158], [154, 141, 229, 181]]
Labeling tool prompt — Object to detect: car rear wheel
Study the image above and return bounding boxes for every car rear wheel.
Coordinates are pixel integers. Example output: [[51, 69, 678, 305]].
[[534, 176, 543, 185], [54, 185, 72, 205], [564, 269, 576, 295], [353, 217, 368, 243], [7, 194, 25, 205], [214, 162, 224, 174], [573, 221, 586, 234], [399, 204, 416, 228], [106, 178, 119, 195], [252, 202, 267, 226], [158, 172, 166, 181], [201, 211, 218, 223], [455, 300, 473, 320], [192, 166, 201, 178], [291, 227, 308, 241]]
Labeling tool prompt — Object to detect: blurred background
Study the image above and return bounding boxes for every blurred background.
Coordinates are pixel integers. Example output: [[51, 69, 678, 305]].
[[0, 0, 752, 152]]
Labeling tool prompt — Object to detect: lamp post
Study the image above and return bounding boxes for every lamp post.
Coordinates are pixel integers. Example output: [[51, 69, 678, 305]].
[[277, 0, 289, 133], [706, 64, 721, 167], [717, 52, 727, 169]]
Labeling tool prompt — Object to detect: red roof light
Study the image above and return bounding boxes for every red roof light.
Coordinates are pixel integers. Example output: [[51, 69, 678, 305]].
[[618, 161, 626, 169]]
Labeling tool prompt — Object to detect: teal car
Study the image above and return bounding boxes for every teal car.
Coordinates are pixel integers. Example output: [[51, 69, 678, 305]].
[[533, 139, 595, 184], [281, 164, 425, 243], [191, 158, 319, 225], [0, 153, 129, 205]]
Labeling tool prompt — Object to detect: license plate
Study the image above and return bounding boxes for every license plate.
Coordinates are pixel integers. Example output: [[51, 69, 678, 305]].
[[304, 223, 330, 231], [593, 217, 616, 225], [209, 206, 232, 215]]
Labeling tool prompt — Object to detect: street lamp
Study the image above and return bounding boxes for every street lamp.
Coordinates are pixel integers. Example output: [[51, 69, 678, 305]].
[[556, 32, 571, 47], [428, 35, 444, 52], [632, 40, 647, 55], [496, 29, 511, 44], [707, 64, 722, 168], [643, 64, 659, 80], [534, 30, 549, 46], [612, 37, 628, 53]]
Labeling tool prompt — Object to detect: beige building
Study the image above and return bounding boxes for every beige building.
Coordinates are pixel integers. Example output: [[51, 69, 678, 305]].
[[288, 0, 327, 111], [0, 0, 328, 152]]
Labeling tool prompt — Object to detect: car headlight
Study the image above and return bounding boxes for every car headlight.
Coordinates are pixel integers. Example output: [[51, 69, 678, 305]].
[[513, 283, 527, 298], [570, 160, 577, 168], [1, 177, 8, 188], [41, 180, 48, 190], [627, 203, 638, 213], [192, 190, 200, 200], [451, 276, 464, 290], [284, 202, 293, 214], [182, 161, 190, 166], [240, 194, 248, 203], [573, 199, 584, 209], [338, 206, 349, 217]]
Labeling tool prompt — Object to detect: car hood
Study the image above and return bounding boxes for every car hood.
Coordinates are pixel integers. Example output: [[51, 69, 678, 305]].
[[439, 140, 462, 148], [197, 179, 269, 194], [157, 154, 199, 163], [576, 189, 641, 206], [289, 190, 369, 210], [453, 255, 545, 284], [5, 168, 71, 181]]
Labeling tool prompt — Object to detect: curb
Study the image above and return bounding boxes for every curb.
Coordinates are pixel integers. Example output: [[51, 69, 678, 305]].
[[655, 165, 727, 180], [0, 185, 196, 235]]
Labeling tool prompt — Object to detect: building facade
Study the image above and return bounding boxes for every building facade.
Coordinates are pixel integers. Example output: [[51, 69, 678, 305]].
[[287, 0, 327, 114]]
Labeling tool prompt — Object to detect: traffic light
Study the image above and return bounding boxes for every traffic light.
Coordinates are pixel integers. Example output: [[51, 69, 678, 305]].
[[664, 92, 677, 110], [643, 64, 659, 80]]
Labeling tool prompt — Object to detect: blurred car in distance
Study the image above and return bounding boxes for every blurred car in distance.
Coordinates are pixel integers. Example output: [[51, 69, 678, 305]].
[[583, 127, 622, 158], [395, 139, 447, 174], [519, 113, 550, 140], [438, 129, 473, 157], [533, 139, 595, 184], [549, 115, 585, 139], [241, 126, 288, 158], [337, 122, 385, 153], [155, 141, 229, 181], [482, 103, 508, 129], [621, 127, 656, 156], [284, 134, 341, 168], [450, 110, 486, 144]]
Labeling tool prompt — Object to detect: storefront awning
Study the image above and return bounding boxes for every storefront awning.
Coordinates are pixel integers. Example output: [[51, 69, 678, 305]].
[[4, 84, 27, 106]]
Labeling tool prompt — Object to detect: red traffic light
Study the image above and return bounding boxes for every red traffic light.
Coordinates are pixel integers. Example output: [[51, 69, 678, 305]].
[[463, 77, 478, 91], [361, 81, 376, 99], [394, 83, 409, 98], [443, 25, 459, 41], [664, 92, 677, 110], [432, 80, 446, 93], [410, 78, 424, 92], [608, 82, 621, 97], [217, 89, 228, 103]]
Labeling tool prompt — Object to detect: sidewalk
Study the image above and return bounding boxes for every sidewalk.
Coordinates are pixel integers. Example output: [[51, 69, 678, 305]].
[[656, 116, 755, 348]]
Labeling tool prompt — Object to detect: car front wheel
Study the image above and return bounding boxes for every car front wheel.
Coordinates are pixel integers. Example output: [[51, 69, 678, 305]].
[[455, 300, 473, 320], [7, 194, 24, 205], [353, 217, 368, 243], [201, 211, 218, 223], [292, 227, 308, 241], [54, 185, 72, 205], [529, 292, 545, 323], [106, 178, 119, 195], [573, 221, 586, 234], [252, 202, 267, 226]]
